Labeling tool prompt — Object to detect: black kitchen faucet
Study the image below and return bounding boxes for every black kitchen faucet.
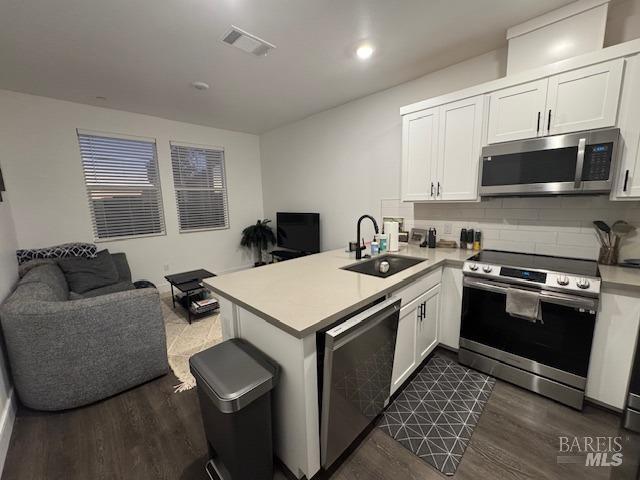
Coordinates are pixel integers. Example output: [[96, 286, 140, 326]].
[[355, 214, 379, 260]]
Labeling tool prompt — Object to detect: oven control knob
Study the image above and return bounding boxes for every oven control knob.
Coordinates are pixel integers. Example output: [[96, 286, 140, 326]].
[[469, 263, 479, 271], [482, 265, 493, 273], [556, 275, 570, 286], [576, 278, 590, 289]]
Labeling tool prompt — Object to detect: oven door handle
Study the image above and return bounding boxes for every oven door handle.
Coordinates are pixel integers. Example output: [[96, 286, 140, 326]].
[[463, 276, 598, 311]]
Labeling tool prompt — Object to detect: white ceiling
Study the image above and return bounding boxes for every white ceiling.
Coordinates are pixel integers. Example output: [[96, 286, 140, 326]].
[[0, 0, 575, 134]]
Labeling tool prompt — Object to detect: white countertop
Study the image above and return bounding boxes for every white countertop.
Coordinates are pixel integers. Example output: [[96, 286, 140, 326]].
[[599, 264, 640, 292], [206, 245, 474, 338]]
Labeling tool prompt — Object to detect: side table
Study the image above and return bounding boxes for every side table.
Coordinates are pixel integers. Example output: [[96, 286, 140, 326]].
[[164, 269, 216, 324]]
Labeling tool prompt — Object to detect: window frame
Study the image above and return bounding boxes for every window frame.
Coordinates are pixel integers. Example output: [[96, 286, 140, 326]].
[[77, 129, 167, 242], [169, 141, 230, 233]]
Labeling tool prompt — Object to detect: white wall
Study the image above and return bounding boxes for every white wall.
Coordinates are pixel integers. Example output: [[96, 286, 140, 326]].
[[0, 90, 264, 288], [0, 178, 18, 473], [605, 0, 640, 47], [260, 1, 640, 254], [260, 49, 507, 250]]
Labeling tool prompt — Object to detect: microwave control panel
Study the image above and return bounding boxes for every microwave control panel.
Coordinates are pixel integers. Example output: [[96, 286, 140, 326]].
[[582, 143, 613, 181]]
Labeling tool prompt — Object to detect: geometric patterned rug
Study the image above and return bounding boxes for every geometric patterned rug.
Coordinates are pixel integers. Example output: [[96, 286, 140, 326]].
[[378, 355, 495, 475]]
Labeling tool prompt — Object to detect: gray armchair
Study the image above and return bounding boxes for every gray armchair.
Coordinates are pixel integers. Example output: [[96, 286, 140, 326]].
[[0, 258, 168, 411]]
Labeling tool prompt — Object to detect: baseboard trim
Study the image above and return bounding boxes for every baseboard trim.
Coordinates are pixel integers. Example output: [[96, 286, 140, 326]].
[[436, 343, 459, 353], [0, 389, 16, 476], [584, 396, 623, 415]]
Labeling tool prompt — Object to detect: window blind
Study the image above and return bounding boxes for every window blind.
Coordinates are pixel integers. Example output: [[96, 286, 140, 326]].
[[170, 143, 229, 231], [77, 132, 166, 240]]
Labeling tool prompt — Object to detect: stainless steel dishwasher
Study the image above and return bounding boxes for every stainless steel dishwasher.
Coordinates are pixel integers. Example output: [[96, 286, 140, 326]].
[[318, 297, 401, 469]]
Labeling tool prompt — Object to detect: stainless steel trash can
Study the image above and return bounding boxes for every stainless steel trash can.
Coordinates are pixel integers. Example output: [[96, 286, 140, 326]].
[[190, 338, 280, 480]]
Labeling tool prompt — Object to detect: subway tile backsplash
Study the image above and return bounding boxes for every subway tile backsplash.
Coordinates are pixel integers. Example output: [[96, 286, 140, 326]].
[[381, 196, 640, 260]]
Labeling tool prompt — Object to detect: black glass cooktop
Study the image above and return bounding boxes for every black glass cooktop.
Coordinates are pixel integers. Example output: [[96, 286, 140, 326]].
[[469, 250, 599, 277]]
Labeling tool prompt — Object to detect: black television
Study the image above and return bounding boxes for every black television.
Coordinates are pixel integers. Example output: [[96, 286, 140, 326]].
[[276, 212, 320, 253]]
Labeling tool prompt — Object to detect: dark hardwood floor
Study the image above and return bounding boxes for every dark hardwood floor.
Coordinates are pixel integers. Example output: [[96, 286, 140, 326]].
[[2, 348, 636, 480]]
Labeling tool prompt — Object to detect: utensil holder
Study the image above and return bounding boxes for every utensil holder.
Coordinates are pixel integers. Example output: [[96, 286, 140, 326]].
[[598, 244, 619, 265]]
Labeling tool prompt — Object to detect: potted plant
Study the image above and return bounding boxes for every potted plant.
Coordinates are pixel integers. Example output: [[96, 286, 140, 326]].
[[241, 219, 276, 267]]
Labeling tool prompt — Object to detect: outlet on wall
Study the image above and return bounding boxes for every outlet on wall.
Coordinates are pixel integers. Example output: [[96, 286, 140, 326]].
[[444, 223, 452, 235], [163, 264, 170, 272]]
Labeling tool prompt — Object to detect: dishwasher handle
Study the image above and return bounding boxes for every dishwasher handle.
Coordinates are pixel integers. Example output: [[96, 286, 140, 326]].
[[326, 298, 401, 350]]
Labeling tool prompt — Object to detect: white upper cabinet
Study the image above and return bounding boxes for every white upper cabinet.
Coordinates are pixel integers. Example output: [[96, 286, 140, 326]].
[[546, 59, 624, 135], [487, 60, 624, 144], [401, 108, 438, 201], [401, 43, 637, 203], [402, 96, 483, 202], [613, 55, 640, 199], [487, 78, 548, 144], [437, 96, 484, 201]]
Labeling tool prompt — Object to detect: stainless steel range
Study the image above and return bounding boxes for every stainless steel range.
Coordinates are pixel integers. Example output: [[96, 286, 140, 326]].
[[458, 250, 600, 410]]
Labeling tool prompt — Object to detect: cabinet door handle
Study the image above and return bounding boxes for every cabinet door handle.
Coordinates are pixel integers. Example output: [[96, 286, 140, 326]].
[[437, 182, 441, 196], [547, 110, 552, 133], [422, 302, 427, 321], [431, 182, 434, 197], [624, 169, 630, 192], [536, 111, 541, 135]]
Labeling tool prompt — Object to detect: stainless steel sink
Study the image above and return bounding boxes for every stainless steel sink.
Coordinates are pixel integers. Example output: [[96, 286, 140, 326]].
[[341, 254, 425, 278]]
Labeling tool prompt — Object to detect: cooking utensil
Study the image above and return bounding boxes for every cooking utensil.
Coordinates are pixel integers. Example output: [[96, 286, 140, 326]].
[[594, 229, 608, 247], [593, 221, 611, 247], [612, 220, 636, 238]]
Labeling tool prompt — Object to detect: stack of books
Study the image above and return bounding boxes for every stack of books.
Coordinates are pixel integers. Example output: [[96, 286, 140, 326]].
[[190, 296, 219, 315]]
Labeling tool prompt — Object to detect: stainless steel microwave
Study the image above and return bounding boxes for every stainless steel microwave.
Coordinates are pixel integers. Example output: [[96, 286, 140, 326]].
[[479, 128, 619, 197]]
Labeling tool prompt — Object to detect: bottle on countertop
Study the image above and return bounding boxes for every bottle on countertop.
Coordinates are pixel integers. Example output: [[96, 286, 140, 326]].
[[371, 240, 379, 256], [466, 229, 475, 250], [473, 230, 482, 251], [428, 228, 437, 248], [460, 228, 467, 250], [377, 233, 388, 252]]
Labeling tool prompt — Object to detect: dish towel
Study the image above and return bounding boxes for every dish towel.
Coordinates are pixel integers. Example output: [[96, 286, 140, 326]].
[[505, 288, 542, 323]]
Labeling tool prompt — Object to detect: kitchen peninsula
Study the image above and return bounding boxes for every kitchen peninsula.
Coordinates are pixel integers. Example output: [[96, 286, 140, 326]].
[[206, 243, 640, 479], [206, 245, 471, 479]]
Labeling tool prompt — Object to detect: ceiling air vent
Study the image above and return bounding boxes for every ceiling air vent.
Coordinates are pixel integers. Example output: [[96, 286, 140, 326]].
[[221, 26, 276, 57]]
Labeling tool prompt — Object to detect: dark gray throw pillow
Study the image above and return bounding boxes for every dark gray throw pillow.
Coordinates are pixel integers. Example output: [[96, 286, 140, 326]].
[[57, 249, 119, 294]]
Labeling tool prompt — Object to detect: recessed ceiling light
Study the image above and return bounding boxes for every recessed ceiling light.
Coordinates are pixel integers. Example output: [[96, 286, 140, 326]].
[[191, 81, 210, 91], [356, 44, 374, 60]]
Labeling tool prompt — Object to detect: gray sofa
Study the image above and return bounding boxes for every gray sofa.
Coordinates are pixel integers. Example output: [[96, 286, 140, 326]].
[[0, 253, 168, 411]]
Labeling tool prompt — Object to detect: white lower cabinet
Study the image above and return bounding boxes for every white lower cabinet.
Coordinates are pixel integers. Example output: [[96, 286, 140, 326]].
[[391, 283, 441, 395], [586, 287, 640, 409], [438, 266, 463, 350], [390, 295, 420, 395], [417, 285, 440, 362]]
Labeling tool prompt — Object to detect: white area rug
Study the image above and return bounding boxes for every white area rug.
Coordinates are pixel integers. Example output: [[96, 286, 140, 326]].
[[161, 293, 223, 392]]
